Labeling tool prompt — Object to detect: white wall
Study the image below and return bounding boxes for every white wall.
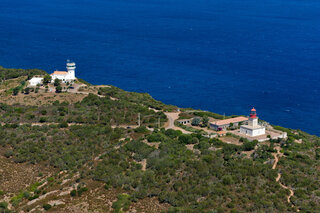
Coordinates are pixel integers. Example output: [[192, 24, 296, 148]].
[[252, 128, 265, 137], [240, 126, 265, 137], [29, 77, 43, 87]]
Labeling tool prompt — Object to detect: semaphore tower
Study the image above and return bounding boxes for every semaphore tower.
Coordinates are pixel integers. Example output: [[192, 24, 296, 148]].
[[66, 60, 76, 80]]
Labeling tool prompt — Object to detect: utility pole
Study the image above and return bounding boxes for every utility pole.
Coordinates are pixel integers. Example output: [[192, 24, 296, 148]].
[[138, 113, 141, 127], [158, 117, 160, 128]]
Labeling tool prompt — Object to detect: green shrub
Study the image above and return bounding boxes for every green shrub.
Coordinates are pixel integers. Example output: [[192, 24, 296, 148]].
[[77, 187, 88, 196], [4, 150, 13, 158], [222, 175, 234, 185], [59, 122, 68, 128], [70, 190, 77, 197], [43, 203, 52, 211], [164, 129, 182, 138], [23, 191, 31, 199], [112, 194, 131, 213], [39, 117, 47, 123], [242, 141, 257, 151], [0, 202, 9, 212], [47, 177, 55, 182], [178, 134, 192, 144], [191, 117, 201, 126], [134, 126, 149, 134], [12, 87, 20, 96]]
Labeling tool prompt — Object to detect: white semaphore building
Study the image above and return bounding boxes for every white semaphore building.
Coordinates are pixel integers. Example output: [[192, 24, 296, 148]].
[[28, 61, 77, 87], [240, 107, 265, 137], [50, 61, 76, 82]]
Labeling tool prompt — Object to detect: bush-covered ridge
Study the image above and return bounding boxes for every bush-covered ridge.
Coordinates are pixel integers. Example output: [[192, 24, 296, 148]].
[[0, 66, 47, 81], [98, 86, 177, 112], [0, 93, 167, 127]]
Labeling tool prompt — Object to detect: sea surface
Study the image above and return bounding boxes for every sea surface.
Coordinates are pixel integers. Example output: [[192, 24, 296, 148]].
[[0, 0, 319, 135]]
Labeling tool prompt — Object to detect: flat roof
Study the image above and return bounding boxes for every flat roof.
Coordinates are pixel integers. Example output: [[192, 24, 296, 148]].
[[30, 77, 43, 80], [241, 125, 265, 130], [210, 116, 248, 126], [177, 119, 191, 121]]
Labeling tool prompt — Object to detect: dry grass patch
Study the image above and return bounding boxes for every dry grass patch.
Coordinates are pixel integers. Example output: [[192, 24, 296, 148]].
[[220, 136, 242, 145], [129, 197, 170, 213], [0, 92, 87, 106], [0, 155, 52, 194]]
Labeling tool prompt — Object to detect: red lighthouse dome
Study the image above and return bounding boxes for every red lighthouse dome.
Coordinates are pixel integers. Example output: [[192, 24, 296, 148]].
[[250, 107, 257, 118]]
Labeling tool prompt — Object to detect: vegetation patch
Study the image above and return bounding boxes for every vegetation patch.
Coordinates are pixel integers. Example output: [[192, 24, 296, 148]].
[[112, 194, 132, 213]]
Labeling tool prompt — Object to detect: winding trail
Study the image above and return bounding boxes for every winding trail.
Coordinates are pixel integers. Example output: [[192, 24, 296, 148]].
[[272, 146, 297, 211]]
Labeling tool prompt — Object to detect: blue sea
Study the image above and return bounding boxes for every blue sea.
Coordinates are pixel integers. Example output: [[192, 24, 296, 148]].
[[0, 0, 319, 135]]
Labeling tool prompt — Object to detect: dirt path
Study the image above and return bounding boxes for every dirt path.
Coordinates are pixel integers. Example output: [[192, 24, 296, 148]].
[[0, 122, 85, 127], [68, 90, 105, 98], [272, 146, 297, 211], [164, 112, 179, 129], [111, 124, 139, 129], [164, 112, 192, 134], [272, 147, 281, 169], [1, 122, 138, 129]]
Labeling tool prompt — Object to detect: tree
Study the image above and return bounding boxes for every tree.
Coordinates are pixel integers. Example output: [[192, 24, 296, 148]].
[[54, 78, 61, 87], [55, 85, 62, 93], [191, 117, 201, 126], [178, 134, 192, 144], [43, 75, 52, 85], [202, 116, 209, 126], [242, 140, 257, 151], [191, 137, 199, 144], [43, 203, 52, 211], [315, 148, 320, 160], [12, 87, 20, 96], [24, 87, 30, 94], [70, 190, 77, 197]]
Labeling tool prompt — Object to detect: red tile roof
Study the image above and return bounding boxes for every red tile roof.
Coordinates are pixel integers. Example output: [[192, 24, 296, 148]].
[[51, 71, 68, 76], [211, 116, 248, 126]]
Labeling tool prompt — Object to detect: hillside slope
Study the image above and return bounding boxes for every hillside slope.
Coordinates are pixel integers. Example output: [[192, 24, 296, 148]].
[[0, 67, 319, 212]]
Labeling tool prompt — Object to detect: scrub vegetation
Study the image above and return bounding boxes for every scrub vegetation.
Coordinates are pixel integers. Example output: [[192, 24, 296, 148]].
[[0, 67, 319, 212]]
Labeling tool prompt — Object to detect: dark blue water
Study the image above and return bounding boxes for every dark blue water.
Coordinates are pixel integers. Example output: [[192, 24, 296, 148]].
[[0, 0, 319, 135]]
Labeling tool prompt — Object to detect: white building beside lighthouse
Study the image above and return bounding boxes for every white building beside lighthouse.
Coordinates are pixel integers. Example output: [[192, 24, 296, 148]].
[[50, 61, 76, 82], [240, 107, 265, 137]]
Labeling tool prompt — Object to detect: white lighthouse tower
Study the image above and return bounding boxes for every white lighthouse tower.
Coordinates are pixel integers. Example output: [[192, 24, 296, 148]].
[[66, 60, 76, 80], [240, 107, 266, 137]]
